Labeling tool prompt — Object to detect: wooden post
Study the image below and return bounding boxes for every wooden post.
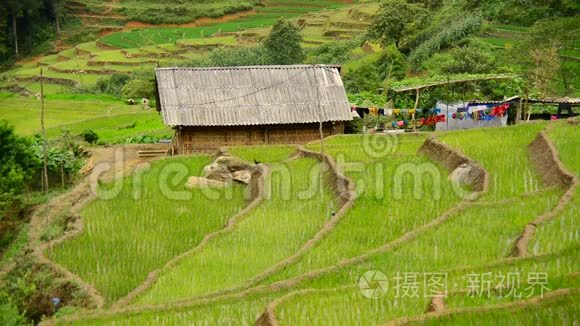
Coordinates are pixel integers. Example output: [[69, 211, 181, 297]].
[[40, 69, 49, 195], [413, 89, 421, 131], [515, 99, 522, 124], [524, 86, 531, 123], [312, 65, 326, 203]]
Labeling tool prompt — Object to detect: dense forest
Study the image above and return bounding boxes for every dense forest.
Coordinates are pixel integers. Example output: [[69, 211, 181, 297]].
[[0, 0, 67, 65]]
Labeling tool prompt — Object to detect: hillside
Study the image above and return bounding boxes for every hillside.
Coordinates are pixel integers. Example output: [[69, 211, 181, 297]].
[[0, 0, 578, 324]]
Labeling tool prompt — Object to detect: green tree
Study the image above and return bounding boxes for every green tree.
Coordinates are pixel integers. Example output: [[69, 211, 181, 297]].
[[1, 0, 42, 56], [0, 120, 39, 215], [441, 45, 497, 74], [342, 64, 383, 93], [367, 0, 430, 53], [264, 18, 305, 65], [306, 39, 359, 65], [516, 17, 579, 96]]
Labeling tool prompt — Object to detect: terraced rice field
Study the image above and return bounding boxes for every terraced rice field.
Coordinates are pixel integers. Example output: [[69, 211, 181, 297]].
[[1, 1, 376, 97], [99, 0, 350, 48], [135, 156, 336, 304], [43, 121, 579, 324], [48, 156, 247, 303]]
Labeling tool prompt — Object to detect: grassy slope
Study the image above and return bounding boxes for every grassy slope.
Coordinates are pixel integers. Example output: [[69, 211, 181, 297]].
[[135, 154, 337, 304], [262, 134, 464, 285], [271, 125, 569, 324], [55, 125, 579, 324], [417, 293, 579, 325], [0, 93, 170, 143], [438, 123, 546, 200], [0, 94, 135, 135], [48, 156, 247, 303]]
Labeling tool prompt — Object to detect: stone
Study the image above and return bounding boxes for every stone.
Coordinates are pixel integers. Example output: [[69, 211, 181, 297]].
[[232, 170, 252, 185], [449, 163, 474, 186], [214, 156, 253, 172], [202, 163, 233, 183], [185, 176, 228, 189]]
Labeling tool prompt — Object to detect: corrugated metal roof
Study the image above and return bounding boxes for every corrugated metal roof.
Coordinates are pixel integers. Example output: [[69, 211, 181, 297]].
[[528, 97, 580, 105], [155, 65, 353, 127]]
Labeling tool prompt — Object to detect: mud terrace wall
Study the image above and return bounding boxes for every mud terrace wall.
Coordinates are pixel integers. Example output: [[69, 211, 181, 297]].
[[509, 131, 578, 257], [528, 131, 575, 188], [296, 146, 355, 206], [418, 136, 489, 193]]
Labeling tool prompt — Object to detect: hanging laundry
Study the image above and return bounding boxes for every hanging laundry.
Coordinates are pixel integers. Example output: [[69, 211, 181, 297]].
[[490, 103, 510, 117], [355, 107, 369, 118]]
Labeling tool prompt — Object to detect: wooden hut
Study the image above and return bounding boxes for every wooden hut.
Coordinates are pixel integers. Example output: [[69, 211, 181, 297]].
[[155, 65, 352, 154]]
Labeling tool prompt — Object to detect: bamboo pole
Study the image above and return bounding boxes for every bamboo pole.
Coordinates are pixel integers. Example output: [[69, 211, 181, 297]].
[[413, 89, 421, 131], [40, 69, 49, 195]]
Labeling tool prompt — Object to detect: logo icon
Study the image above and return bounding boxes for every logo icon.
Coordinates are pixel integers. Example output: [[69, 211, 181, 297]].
[[359, 270, 389, 299], [362, 133, 398, 159]]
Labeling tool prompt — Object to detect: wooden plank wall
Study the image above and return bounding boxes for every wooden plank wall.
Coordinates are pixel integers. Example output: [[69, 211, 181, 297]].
[[177, 122, 345, 154]]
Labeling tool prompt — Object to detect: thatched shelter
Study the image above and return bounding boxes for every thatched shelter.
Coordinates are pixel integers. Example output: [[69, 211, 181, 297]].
[[155, 65, 352, 154]]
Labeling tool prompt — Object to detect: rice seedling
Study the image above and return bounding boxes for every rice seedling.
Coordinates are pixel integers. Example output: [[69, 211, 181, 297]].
[[227, 145, 298, 164], [135, 157, 336, 304], [438, 123, 547, 200], [47, 124, 579, 324], [66, 293, 278, 326], [47, 156, 246, 303], [422, 293, 579, 325], [273, 190, 566, 325], [529, 122, 579, 256], [548, 121, 580, 175], [261, 133, 463, 284]]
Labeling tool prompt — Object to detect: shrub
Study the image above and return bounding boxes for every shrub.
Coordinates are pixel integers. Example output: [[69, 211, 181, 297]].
[[95, 73, 130, 97], [121, 79, 155, 100], [0, 121, 39, 217], [81, 129, 99, 144], [306, 39, 360, 65], [441, 45, 497, 74], [342, 64, 383, 94]]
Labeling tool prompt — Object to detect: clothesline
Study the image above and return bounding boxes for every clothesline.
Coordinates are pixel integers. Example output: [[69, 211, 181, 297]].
[[351, 102, 511, 120]]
